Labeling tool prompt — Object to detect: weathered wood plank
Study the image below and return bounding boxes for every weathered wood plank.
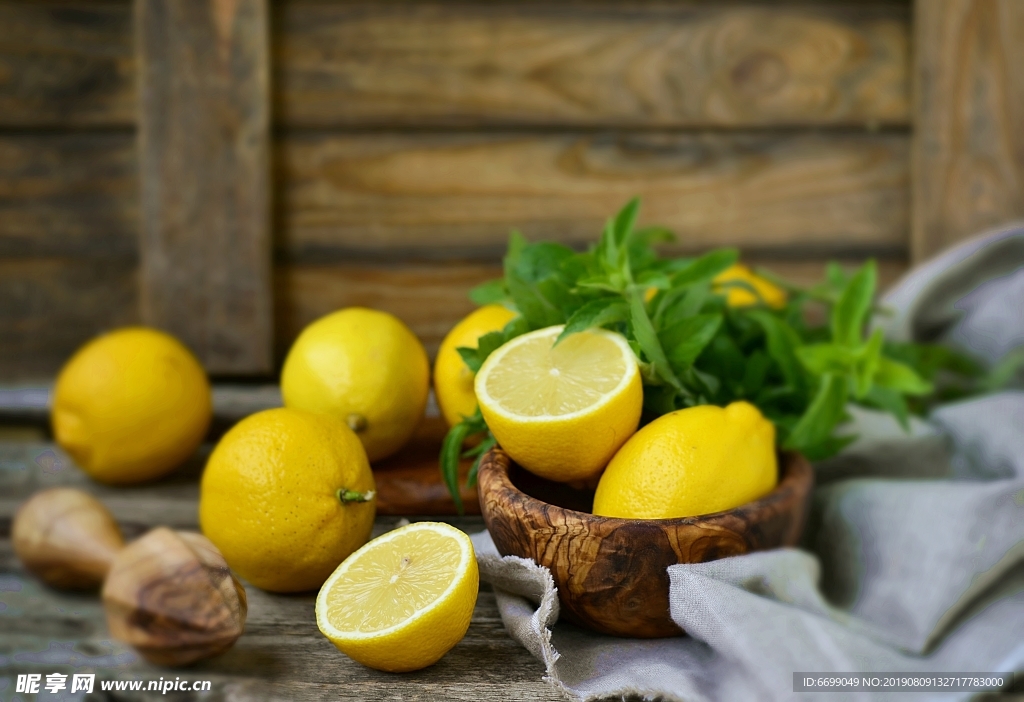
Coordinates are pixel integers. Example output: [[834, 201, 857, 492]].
[[274, 258, 908, 361], [275, 263, 498, 359], [0, 259, 138, 383], [278, 132, 910, 262], [136, 0, 274, 374], [0, 1, 135, 128], [0, 2, 908, 129], [911, 0, 1024, 261], [275, 2, 909, 128], [0, 133, 137, 259]]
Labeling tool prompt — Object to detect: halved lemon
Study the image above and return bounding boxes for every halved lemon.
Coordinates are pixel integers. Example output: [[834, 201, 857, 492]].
[[315, 521, 478, 672], [475, 325, 643, 482]]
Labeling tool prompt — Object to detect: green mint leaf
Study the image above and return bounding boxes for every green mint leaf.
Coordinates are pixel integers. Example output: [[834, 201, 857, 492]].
[[826, 261, 848, 288], [861, 386, 910, 430], [474, 331, 508, 366], [465, 434, 497, 488], [659, 314, 722, 369], [831, 260, 876, 346], [613, 197, 641, 248], [502, 314, 530, 340], [655, 283, 710, 328], [784, 374, 848, 453], [469, 279, 509, 305], [557, 299, 629, 345], [742, 350, 772, 396], [456, 346, 482, 373], [796, 343, 858, 376], [628, 226, 675, 270], [874, 356, 933, 395], [440, 421, 472, 515], [747, 311, 806, 394], [670, 248, 739, 288], [854, 329, 884, 399], [983, 347, 1024, 391], [628, 288, 683, 392], [505, 240, 575, 328]]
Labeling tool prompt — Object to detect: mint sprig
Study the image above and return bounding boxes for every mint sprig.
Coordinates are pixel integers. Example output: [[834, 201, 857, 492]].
[[440, 198, 985, 511]]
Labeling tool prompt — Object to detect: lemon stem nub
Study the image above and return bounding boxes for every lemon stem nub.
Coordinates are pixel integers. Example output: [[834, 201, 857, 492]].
[[346, 413, 368, 433], [338, 488, 375, 504]]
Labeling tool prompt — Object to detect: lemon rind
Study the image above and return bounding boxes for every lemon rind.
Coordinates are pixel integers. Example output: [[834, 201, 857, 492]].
[[474, 325, 640, 424], [315, 522, 474, 642]]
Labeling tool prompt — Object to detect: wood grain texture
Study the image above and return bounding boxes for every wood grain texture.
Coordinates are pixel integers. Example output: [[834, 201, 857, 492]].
[[275, 263, 500, 359], [136, 0, 274, 374], [278, 131, 910, 262], [275, 2, 909, 128], [0, 1, 135, 127], [0, 259, 138, 382], [478, 448, 813, 638], [912, 0, 1024, 261], [0, 133, 137, 259], [273, 260, 908, 364]]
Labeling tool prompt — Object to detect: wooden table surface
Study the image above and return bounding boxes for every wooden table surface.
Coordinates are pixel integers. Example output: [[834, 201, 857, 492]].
[[0, 439, 564, 701]]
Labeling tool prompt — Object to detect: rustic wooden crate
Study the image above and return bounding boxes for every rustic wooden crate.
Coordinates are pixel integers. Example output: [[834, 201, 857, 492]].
[[0, 0, 1021, 383]]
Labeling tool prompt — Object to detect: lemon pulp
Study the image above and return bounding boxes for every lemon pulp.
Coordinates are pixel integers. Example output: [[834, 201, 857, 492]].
[[316, 522, 478, 672], [475, 326, 642, 482]]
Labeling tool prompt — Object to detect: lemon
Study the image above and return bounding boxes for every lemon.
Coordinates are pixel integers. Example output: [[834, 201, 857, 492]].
[[713, 264, 787, 309], [281, 308, 430, 462], [51, 327, 211, 485], [593, 401, 777, 519], [475, 325, 642, 482], [434, 305, 519, 427], [199, 407, 376, 593], [316, 521, 478, 672]]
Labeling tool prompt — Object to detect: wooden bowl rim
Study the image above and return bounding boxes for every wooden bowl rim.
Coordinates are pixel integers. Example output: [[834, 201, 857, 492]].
[[479, 449, 813, 529]]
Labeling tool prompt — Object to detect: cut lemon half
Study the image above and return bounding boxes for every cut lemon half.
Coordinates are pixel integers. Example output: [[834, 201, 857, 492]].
[[315, 521, 478, 672], [475, 325, 643, 482]]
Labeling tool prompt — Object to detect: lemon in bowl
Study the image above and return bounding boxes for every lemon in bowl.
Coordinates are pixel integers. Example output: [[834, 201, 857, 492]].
[[593, 401, 778, 519], [474, 325, 642, 483]]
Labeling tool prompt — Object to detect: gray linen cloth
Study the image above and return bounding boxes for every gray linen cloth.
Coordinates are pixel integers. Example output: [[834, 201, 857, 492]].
[[470, 224, 1024, 701]]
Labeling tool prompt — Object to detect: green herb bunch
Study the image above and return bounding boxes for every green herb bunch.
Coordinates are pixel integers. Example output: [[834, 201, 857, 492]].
[[440, 198, 980, 512]]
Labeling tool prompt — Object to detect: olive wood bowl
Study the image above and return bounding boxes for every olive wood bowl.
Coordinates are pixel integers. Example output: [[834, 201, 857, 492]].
[[478, 448, 813, 638]]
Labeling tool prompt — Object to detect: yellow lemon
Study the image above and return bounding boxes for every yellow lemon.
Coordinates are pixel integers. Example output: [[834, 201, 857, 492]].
[[434, 305, 519, 427], [593, 401, 777, 519], [713, 264, 787, 309], [316, 521, 478, 672], [199, 407, 376, 593], [475, 325, 642, 482], [51, 327, 211, 485], [281, 308, 430, 462]]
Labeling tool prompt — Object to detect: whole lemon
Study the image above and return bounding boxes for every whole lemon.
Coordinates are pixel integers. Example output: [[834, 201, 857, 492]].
[[434, 305, 518, 427], [713, 264, 786, 309], [281, 308, 430, 462], [199, 407, 376, 593], [593, 401, 777, 519], [51, 327, 211, 484]]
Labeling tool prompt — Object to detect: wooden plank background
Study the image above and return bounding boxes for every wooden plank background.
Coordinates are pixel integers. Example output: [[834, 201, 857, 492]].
[[10, 0, 1022, 382], [135, 0, 274, 374], [912, 0, 1024, 259]]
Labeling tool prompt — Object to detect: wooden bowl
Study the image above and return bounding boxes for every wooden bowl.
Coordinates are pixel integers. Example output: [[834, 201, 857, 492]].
[[478, 448, 813, 638]]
